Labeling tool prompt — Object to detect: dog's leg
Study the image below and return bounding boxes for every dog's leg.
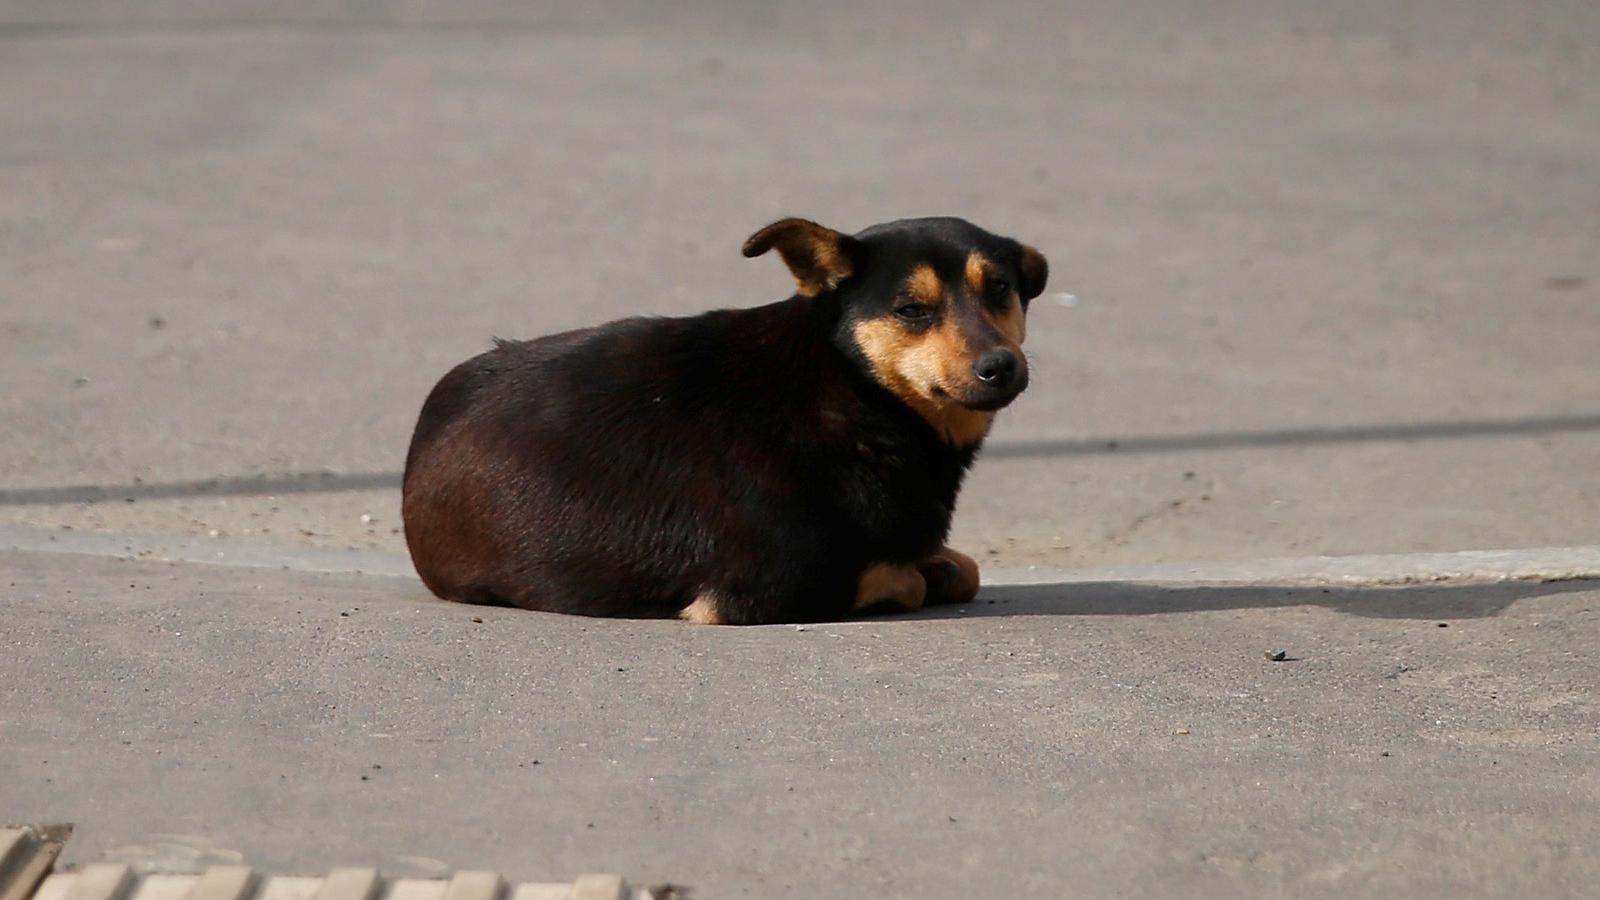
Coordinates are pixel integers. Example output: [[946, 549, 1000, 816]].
[[917, 547, 980, 605], [853, 563, 928, 615]]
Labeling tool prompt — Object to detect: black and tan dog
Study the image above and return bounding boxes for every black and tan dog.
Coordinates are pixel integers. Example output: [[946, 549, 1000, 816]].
[[402, 217, 1047, 624]]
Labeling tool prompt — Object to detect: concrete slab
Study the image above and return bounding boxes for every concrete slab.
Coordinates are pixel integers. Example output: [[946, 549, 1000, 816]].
[[61, 867, 133, 900], [3, 550, 1597, 897], [249, 880, 318, 900], [310, 871, 378, 900], [440, 872, 500, 900], [184, 868, 257, 900], [0, 1, 1597, 568]]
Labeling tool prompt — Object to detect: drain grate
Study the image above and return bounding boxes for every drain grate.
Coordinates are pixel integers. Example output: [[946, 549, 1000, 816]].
[[1, 826, 72, 900], [2, 828, 654, 900]]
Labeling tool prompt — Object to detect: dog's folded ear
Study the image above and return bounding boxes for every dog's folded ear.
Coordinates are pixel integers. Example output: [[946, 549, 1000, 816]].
[[1016, 243, 1049, 301], [742, 218, 858, 297]]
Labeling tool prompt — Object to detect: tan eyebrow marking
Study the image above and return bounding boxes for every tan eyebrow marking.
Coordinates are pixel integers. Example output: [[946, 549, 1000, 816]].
[[965, 252, 994, 295], [905, 264, 944, 303]]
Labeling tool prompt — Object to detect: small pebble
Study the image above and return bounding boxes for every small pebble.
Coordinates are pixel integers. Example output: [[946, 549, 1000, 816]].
[[471, 616, 484, 624], [1265, 650, 1288, 661]]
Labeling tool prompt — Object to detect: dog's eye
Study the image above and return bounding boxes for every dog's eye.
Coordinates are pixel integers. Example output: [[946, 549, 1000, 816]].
[[894, 303, 932, 322], [985, 278, 1011, 300]]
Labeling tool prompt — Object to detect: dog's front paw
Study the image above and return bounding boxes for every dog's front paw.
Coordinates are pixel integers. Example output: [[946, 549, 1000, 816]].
[[853, 563, 928, 615], [918, 547, 980, 605]]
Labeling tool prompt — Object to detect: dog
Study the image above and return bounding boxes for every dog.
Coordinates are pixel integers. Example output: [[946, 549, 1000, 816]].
[[402, 216, 1047, 624]]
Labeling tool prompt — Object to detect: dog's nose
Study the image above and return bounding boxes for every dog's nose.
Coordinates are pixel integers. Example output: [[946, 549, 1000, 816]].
[[973, 349, 1019, 386]]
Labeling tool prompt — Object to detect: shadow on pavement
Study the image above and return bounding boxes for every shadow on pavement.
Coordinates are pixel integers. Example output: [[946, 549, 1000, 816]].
[[0, 471, 401, 506], [918, 578, 1598, 621], [982, 412, 1600, 460]]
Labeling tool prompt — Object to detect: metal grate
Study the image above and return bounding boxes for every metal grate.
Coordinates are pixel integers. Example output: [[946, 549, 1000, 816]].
[[1, 826, 73, 900]]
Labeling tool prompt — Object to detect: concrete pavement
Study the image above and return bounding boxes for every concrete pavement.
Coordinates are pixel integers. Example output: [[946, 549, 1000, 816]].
[[1, 0, 1598, 566], [3, 548, 1598, 897], [3, 1, 1600, 896]]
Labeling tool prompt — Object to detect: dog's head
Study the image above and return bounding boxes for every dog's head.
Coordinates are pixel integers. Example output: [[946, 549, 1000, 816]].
[[743, 216, 1048, 446]]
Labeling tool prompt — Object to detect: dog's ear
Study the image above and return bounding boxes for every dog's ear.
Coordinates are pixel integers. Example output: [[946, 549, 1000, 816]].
[[742, 218, 858, 297], [1016, 243, 1048, 301]]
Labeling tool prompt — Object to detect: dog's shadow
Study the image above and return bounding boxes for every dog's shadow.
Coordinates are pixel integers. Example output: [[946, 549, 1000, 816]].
[[911, 578, 1596, 621]]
